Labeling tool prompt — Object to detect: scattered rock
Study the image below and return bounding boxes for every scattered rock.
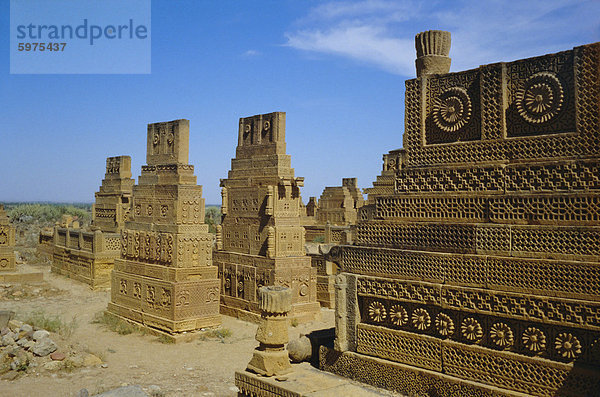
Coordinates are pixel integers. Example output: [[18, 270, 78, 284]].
[[32, 330, 50, 341], [19, 324, 33, 334], [288, 335, 312, 363], [16, 338, 29, 347], [1, 334, 16, 347], [42, 361, 63, 371], [7, 319, 23, 331], [75, 389, 90, 397], [148, 385, 163, 397], [83, 353, 102, 367], [32, 338, 58, 357], [23, 340, 35, 350], [0, 327, 9, 336], [50, 352, 66, 361]]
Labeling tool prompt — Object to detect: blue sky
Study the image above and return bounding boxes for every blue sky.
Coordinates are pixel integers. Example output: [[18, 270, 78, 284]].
[[1, 0, 599, 204]]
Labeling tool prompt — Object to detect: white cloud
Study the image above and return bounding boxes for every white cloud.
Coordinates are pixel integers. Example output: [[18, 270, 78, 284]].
[[242, 49, 261, 57], [286, 25, 414, 75], [286, 0, 600, 75]]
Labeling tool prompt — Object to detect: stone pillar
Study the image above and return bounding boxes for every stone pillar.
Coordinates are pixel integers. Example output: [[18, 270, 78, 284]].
[[246, 286, 293, 376], [415, 30, 451, 77], [334, 274, 348, 352]]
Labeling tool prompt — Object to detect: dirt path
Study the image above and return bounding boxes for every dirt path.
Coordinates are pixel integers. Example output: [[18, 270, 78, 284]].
[[1, 265, 335, 396]]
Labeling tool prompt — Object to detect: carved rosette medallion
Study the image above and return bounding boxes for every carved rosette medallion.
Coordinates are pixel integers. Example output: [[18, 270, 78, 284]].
[[435, 313, 455, 336], [522, 327, 546, 353], [516, 72, 564, 124], [555, 333, 582, 359], [411, 308, 431, 331], [368, 301, 386, 323], [433, 87, 472, 132], [0, 259, 8, 268], [461, 318, 483, 342], [263, 120, 270, 131], [389, 305, 408, 326], [490, 322, 514, 348]]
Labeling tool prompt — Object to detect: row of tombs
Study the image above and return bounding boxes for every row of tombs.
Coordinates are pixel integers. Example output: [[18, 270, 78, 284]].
[[36, 115, 365, 318], [27, 30, 600, 396]]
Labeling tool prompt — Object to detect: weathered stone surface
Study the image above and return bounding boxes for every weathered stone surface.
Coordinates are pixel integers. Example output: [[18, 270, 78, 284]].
[[32, 338, 57, 356], [50, 351, 66, 361], [82, 353, 102, 366], [0, 205, 16, 272], [215, 112, 319, 323], [247, 286, 293, 377], [32, 329, 49, 341], [322, 33, 600, 397], [288, 335, 312, 363], [106, 119, 221, 335]]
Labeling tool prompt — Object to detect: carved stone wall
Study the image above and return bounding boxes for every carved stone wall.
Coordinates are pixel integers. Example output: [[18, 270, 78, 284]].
[[92, 155, 134, 233], [50, 227, 120, 289], [107, 119, 221, 333], [316, 178, 364, 226], [215, 112, 319, 323], [329, 40, 600, 396], [0, 205, 16, 272]]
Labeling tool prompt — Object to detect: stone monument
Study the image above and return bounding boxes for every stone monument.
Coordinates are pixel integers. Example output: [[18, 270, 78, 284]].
[[107, 119, 221, 337], [0, 205, 16, 272], [92, 155, 134, 232], [49, 155, 133, 289], [319, 32, 600, 396], [215, 112, 320, 323]]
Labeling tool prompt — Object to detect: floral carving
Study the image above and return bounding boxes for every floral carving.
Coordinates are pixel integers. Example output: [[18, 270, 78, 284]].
[[490, 322, 514, 348], [461, 318, 483, 341], [0, 230, 7, 245], [433, 87, 472, 132], [555, 333, 581, 359], [516, 72, 564, 124], [435, 313, 455, 336], [389, 305, 408, 326], [411, 308, 431, 330], [522, 327, 546, 353], [153, 132, 160, 145], [264, 120, 271, 131], [368, 301, 387, 323]]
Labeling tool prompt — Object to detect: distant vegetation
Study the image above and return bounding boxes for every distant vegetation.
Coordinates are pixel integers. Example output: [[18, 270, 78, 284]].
[[1, 202, 220, 231], [205, 206, 221, 234], [4, 203, 92, 225]]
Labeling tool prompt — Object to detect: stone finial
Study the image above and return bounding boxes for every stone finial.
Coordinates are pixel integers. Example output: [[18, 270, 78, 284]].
[[415, 30, 451, 77], [259, 286, 292, 315], [246, 286, 293, 376]]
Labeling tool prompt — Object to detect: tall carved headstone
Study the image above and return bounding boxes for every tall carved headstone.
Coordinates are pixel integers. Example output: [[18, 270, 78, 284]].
[[316, 178, 364, 226], [323, 32, 600, 396], [107, 119, 221, 335], [49, 155, 132, 289], [215, 112, 319, 323], [0, 205, 16, 272], [92, 156, 134, 233]]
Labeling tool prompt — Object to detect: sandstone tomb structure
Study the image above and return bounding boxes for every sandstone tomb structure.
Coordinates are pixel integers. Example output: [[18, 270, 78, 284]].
[[107, 119, 221, 337], [215, 112, 320, 323], [0, 204, 16, 273], [48, 156, 133, 289], [318, 31, 600, 396]]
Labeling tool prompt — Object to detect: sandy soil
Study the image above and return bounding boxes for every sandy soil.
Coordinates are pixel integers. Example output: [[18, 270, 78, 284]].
[[1, 227, 336, 397]]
